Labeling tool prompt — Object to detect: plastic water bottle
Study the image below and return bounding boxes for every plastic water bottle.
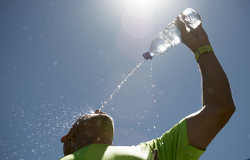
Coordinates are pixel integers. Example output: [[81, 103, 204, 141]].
[[142, 8, 201, 60]]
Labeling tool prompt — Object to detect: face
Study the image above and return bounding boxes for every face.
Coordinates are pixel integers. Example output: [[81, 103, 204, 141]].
[[62, 110, 114, 155]]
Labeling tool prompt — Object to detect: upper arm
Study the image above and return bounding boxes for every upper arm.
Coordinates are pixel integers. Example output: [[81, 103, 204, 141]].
[[186, 103, 235, 150]]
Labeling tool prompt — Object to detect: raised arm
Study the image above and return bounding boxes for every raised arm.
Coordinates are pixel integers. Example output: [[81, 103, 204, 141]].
[[176, 16, 235, 150]]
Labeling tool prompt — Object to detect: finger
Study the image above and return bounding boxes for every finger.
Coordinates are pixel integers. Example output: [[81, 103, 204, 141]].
[[180, 14, 194, 31], [176, 16, 186, 33]]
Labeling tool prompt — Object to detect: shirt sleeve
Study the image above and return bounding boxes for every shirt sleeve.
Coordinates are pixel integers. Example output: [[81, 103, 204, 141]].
[[144, 119, 205, 160]]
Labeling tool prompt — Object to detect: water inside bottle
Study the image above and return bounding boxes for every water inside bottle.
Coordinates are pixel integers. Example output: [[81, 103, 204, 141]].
[[150, 23, 181, 56]]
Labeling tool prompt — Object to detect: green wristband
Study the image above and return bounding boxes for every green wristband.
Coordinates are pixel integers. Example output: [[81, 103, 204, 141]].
[[195, 45, 213, 62]]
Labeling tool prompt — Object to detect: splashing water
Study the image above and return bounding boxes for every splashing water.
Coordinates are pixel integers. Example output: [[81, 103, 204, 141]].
[[148, 62, 160, 132], [149, 61, 157, 103], [99, 59, 145, 110], [149, 61, 153, 78]]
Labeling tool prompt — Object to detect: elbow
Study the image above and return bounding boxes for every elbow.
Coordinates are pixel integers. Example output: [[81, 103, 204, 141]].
[[220, 103, 236, 117], [228, 104, 236, 115], [216, 96, 236, 116], [226, 98, 236, 114]]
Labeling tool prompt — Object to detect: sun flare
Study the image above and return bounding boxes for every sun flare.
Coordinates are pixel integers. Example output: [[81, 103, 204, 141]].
[[121, 0, 160, 19]]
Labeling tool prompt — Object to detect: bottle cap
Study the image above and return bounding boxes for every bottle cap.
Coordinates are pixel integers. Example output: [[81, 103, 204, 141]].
[[142, 52, 153, 60]]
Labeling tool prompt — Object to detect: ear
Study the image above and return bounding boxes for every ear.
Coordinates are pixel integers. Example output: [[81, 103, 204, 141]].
[[61, 135, 68, 143]]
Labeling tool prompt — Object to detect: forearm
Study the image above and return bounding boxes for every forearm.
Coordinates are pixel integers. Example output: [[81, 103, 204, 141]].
[[197, 46, 235, 109]]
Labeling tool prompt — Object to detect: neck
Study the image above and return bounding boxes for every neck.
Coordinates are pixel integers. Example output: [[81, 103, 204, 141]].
[[74, 137, 112, 151]]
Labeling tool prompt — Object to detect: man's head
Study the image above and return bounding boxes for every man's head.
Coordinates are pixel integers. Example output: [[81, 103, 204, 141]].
[[61, 110, 114, 156]]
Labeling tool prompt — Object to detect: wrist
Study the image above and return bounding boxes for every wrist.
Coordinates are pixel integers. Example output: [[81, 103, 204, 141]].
[[190, 40, 210, 53], [195, 45, 213, 62]]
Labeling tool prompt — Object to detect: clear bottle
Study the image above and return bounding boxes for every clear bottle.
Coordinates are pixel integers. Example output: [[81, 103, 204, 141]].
[[143, 8, 201, 60]]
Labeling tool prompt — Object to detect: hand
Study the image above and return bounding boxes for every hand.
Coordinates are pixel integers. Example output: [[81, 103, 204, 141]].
[[176, 14, 210, 53]]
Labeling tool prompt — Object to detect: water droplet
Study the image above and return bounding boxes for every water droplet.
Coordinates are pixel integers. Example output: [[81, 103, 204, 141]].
[[100, 105, 104, 109], [110, 95, 113, 100], [53, 61, 58, 66], [153, 125, 156, 129], [153, 98, 157, 103], [151, 84, 156, 88]]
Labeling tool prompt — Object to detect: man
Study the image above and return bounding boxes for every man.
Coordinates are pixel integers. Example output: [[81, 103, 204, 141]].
[[59, 15, 235, 160]]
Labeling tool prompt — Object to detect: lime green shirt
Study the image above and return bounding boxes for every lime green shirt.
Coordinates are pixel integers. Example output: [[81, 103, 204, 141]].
[[59, 119, 204, 160]]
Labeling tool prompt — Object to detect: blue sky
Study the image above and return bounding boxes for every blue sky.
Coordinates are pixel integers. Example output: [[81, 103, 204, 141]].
[[0, 0, 250, 159]]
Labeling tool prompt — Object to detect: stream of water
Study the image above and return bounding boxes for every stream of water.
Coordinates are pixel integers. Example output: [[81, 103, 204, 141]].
[[99, 59, 145, 111]]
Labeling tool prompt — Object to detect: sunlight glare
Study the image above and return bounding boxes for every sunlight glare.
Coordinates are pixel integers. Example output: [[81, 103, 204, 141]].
[[121, 0, 159, 19], [158, 45, 167, 52]]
